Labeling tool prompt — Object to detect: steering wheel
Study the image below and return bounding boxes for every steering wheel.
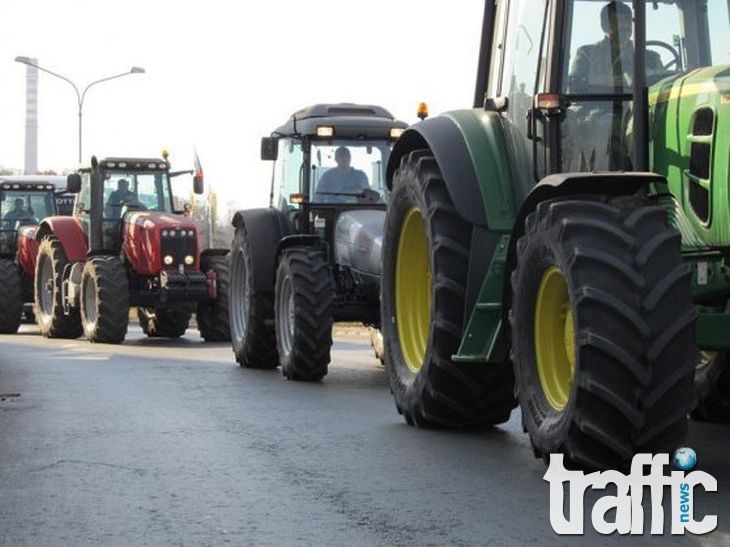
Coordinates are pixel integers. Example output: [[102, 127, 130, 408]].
[[357, 188, 381, 204], [646, 40, 681, 71], [122, 201, 148, 212]]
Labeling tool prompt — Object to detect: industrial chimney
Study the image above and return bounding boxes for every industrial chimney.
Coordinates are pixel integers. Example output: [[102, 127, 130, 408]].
[[23, 59, 39, 175]]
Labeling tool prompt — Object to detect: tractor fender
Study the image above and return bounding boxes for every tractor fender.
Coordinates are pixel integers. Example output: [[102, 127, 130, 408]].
[[276, 234, 327, 260], [502, 171, 668, 314], [16, 225, 40, 277], [387, 109, 515, 229], [36, 216, 88, 263], [200, 248, 229, 259], [231, 208, 292, 292]]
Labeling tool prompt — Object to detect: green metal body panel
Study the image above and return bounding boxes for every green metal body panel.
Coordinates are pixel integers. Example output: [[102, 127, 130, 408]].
[[454, 235, 510, 363], [650, 66, 730, 248], [441, 110, 516, 232]]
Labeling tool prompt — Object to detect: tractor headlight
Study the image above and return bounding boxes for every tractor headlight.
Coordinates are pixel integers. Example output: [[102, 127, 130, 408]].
[[162, 230, 169, 237], [163, 254, 174, 266], [184, 255, 194, 265]]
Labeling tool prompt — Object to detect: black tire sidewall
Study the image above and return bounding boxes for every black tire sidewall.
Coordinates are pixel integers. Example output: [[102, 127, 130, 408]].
[[511, 216, 576, 452]]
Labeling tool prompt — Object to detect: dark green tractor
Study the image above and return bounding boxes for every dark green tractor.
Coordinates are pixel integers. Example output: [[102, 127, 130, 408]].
[[228, 103, 407, 381], [381, 0, 730, 470]]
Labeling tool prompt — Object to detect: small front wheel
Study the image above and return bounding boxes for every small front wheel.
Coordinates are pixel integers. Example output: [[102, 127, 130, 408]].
[[275, 247, 333, 381], [80, 257, 129, 344]]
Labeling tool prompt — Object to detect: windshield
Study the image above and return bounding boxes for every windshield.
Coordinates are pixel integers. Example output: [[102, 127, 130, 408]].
[[101, 170, 173, 219], [310, 142, 389, 204], [271, 138, 392, 210], [560, 0, 730, 172], [1, 189, 55, 226], [564, 0, 730, 95]]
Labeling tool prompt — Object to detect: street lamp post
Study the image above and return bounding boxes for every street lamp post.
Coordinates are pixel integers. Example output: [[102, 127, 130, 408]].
[[15, 57, 145, 164]]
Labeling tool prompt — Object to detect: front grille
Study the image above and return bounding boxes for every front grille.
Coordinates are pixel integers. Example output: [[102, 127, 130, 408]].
[[160, 230, 196, 267]]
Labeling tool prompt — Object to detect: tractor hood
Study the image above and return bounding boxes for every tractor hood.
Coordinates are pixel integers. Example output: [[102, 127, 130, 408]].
[[333, 209, 386, 282], [123, 211, 200, 275], [650, 65, 730, 247]]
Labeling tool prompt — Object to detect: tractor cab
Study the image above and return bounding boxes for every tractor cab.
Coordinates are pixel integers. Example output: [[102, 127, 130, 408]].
[[0, 181, 56, 236], [481, 0, 730, 187], [70, 156, 179, 254], [0, 180, 57, 266], [262, 103, 407, 238]]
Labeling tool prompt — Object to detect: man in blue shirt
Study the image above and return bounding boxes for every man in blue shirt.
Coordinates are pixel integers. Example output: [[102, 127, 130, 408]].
[[315, 146, 369, 203], [4, 198, 34, 223]]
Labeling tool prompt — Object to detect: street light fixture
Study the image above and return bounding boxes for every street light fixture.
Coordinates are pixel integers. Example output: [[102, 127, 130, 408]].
[[14, 56, 146, 164]]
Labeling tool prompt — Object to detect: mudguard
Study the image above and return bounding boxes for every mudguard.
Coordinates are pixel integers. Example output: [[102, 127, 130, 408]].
[[387, 109, 515, 230], [36, 216, 88, 263], [231, 208, 293, 292], [501, 171, 667, 320], [16, 225, 40, 277]]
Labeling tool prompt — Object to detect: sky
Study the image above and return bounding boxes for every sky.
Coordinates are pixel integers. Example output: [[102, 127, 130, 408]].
[[1, 0, 484, 215]]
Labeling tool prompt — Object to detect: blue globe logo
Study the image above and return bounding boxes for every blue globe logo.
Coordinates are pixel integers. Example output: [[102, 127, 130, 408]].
[[673, 447, 697, 471]]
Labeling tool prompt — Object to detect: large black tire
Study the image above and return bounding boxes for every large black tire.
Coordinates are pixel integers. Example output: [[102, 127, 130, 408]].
[[0, 259, 23, 333], [138, 307, 191, 338], [275, 247, 333, 381], [34, 237, 83, 339], [197, 254, 231, 341], [511, 195, 697, 470], [229, 226, 278, 368], [80, 256, 129, 344], [691, 351, 730, 423], [381, 150, 516, 428]]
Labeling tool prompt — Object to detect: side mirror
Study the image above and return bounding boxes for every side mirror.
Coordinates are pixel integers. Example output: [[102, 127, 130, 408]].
[[66, 173, 82, 193], [261, 137, 279, 161], [193, 175, 204, 195]]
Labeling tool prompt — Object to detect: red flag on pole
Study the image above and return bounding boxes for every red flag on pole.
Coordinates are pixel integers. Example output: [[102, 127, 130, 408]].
[[193, 148, 204, 180]]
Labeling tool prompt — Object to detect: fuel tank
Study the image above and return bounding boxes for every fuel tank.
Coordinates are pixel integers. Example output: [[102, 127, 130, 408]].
[[123, 212, 200, 275], [333, 209, 386, 283]]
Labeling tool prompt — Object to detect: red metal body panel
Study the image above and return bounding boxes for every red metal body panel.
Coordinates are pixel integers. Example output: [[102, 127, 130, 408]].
[[123, 212, 200, 275], [39, 216, 88, 262], [16, 225, 39, 276]]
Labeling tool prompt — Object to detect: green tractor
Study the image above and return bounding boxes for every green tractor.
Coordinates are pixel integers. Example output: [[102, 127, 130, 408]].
[[229, 103, 407, 380], [381, 0, 730, 470]]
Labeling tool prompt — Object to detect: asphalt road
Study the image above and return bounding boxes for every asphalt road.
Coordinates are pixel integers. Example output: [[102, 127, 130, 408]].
[[1, 324, 728, 546]]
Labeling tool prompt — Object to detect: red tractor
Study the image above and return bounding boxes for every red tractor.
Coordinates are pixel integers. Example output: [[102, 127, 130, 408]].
[[33, 154, 230, 343], [0, 177, 65, 332]]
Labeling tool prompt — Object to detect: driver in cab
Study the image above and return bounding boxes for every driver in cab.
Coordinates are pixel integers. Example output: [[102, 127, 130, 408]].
[[315, 146, 370, 203], [568, 0, 663, 93], [106, 178, 138, 218]]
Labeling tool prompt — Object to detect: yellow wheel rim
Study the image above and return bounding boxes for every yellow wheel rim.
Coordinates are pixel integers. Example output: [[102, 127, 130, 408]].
[[396, 207, 431, 374], [534, 267, 575, 411], [697, 350, 719, 373]]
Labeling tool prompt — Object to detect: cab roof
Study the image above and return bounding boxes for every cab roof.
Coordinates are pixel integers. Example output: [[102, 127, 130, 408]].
[[272, 103, 408, 140], [0, 174, 66, 190]]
